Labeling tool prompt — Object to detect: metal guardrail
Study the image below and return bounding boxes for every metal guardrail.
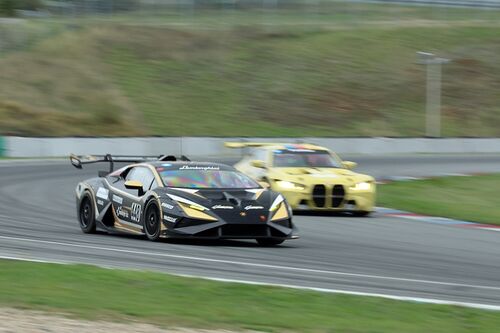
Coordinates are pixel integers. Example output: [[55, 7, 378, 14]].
[[352, 0, 500, 8]]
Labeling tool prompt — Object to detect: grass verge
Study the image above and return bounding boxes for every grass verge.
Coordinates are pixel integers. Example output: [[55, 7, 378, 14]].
[[378, 173, 500, 225], [2, 259, 500, 332]]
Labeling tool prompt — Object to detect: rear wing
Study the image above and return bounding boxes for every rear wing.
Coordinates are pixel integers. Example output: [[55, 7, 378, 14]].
[[224, 142, 284, 149], [70, 153, 190, 176], [224, 141, 327, 150]]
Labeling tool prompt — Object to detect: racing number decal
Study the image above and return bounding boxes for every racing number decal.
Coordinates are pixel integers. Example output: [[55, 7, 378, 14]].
[[131, 203, 142, 223]]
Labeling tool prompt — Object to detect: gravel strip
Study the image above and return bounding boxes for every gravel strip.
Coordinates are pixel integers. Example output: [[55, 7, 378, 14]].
[[0, 308, 253, 333]]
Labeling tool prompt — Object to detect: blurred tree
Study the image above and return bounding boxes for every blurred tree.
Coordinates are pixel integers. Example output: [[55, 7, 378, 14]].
[[0, 0, 43, 16], [0, 0, 16, 17]]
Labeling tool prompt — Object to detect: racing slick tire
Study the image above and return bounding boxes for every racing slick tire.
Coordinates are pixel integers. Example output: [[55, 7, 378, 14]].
[[256, 238, 285, 246], [79, 194, 96, 234], [144, 200, 162, 241]]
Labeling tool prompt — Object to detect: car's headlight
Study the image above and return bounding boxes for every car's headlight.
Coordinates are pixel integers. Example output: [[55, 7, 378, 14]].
[[350, 182, 372, 191], [275, 180, 305, 190]]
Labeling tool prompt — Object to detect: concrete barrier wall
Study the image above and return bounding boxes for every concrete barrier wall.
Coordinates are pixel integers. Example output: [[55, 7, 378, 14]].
[[5, 137, 500, 157]]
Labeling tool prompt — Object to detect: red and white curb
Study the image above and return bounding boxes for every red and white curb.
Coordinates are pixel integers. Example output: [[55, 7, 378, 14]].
[[378, 207, 500, 232], [377, 172, 499, 232]]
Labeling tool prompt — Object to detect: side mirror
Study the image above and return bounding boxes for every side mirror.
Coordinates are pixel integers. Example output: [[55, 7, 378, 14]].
[[251, 160, 267, 169], [125, 180, 144, 196], [342, 161, 357, 170], [70, 154, 82, 169]]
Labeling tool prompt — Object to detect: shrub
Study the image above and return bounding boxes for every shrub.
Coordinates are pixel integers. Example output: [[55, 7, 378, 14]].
[[0, 0, 43, 16]]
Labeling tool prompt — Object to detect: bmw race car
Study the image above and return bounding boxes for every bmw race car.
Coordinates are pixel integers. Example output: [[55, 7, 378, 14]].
[[225, 142, 376, 215], [70, 154, 298, 246]]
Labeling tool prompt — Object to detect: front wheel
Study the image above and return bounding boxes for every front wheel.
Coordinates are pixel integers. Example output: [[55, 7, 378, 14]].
[[79, 195, 96, 234], [144, 201, 161, 241], [256, 238, 285, 247]]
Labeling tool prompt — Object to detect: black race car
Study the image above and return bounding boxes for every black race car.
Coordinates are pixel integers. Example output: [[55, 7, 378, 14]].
[[71, 154, 298, 246]]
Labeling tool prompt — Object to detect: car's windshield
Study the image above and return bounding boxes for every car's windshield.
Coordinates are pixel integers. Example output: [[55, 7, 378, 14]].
[[273, 150, 342, 168], [157, 168, 260, 189]]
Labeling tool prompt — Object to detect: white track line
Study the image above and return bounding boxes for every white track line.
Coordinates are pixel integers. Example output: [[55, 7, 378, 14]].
[[2, 234, 500, 292], [1, 253, 500, 312]]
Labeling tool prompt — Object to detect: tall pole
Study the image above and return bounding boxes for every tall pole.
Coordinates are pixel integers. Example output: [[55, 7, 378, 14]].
[[417, 52, 449, 138]]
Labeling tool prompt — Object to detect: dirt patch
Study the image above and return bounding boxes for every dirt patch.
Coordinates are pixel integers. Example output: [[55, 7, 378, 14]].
[[0, 308, 254, 333]]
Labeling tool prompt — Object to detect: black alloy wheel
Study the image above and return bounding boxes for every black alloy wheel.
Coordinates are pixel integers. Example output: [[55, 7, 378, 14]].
[[79, 195, 96, 233], [144, 201, 161, 241]]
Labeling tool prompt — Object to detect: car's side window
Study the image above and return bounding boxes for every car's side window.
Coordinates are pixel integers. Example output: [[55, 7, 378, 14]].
[[149, 179, 159, 191], [127, 167, 155, 192]]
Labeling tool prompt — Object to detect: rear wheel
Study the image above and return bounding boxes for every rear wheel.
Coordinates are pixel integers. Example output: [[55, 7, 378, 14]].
[[144, 201, 161, 241], [256, 238, 285, 246], [79, 195, 96, 234]]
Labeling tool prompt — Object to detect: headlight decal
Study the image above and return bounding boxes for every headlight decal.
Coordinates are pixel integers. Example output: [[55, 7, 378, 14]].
[[167, 193, 209, 210], [269, 195, 284, 212], [178, 202, 217, 221], [271, 202, 289, 221]]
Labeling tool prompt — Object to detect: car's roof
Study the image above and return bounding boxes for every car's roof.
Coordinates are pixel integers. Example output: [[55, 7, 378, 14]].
[[145, 161, 236, 171]]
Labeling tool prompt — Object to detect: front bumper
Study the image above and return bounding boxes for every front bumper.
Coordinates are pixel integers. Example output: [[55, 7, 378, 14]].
[[275, 184, 375, 212], [161, 218, 298, 240]]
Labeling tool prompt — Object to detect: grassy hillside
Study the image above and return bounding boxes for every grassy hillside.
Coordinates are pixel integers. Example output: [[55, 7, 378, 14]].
[[1, 4, 500, 136]]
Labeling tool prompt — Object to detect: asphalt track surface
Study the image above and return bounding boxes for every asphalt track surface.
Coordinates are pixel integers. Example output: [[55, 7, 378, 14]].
[[1, 154, 500, 307]]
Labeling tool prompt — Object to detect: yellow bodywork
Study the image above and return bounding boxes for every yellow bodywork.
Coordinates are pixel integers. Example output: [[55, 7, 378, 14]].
[[225, 142, 376, 214]]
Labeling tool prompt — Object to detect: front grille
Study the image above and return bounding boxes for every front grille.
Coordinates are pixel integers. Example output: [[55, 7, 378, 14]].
[[312, 185, 326, 207], [310, 184, 345, 208], [332, 185, 345, 207], [221, 225, 269, 237]]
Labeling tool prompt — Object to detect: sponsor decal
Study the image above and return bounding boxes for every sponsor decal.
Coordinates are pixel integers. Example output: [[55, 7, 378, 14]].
[[97, 199, 104, 206], [162, 203, 175, 210], [163, 215, 177, 223], [116, 206, 130, 219], [162, 163, 172, 167], [244, 205, 264, 210], [179, 165, 220, 171], [112, 195, 123, 205], [212, 205, 234, 210], [131, 203, 142, 223], [96, 187, 109, 200]]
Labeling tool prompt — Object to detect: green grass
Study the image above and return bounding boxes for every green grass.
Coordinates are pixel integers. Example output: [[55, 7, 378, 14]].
[[378, 174, 500, 225], [2, 3, 500, 136], [2, 259, 500, 332]]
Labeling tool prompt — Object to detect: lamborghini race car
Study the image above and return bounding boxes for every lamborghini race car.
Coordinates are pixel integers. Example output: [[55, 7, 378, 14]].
[[70, 154, 298, 246], [225, 143, 376, 215]]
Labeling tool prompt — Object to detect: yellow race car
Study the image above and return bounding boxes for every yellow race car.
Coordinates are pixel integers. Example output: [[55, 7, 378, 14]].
[[225, 142, 375, 216]]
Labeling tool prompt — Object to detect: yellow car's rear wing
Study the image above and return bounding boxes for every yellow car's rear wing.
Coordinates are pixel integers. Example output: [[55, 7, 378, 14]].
[[224, 141, 328, 151], [224, 142, 283, 149]]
